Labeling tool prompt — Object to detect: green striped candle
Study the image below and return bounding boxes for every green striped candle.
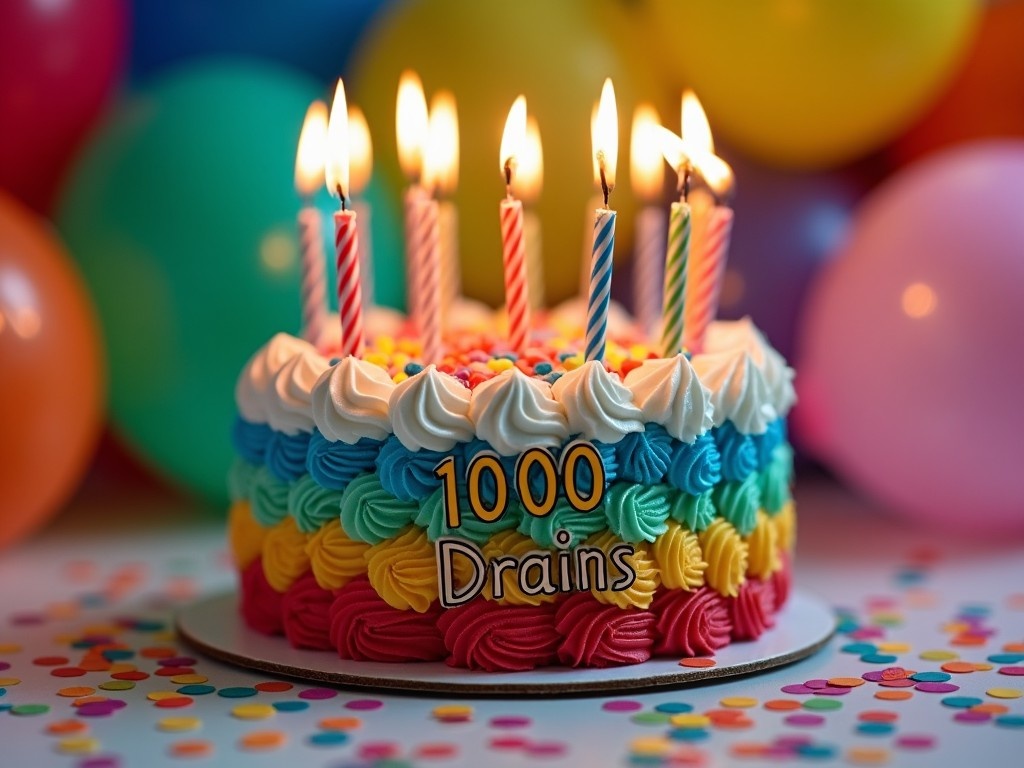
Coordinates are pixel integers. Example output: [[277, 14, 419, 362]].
[[660, 200, 692, 358]]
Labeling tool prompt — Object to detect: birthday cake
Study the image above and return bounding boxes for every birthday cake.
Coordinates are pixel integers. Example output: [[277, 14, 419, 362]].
[[227, 310, 796, 671]]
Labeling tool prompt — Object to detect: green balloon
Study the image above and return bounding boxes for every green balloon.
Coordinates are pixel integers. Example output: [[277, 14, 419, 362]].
[[57, 60, 402, 504]]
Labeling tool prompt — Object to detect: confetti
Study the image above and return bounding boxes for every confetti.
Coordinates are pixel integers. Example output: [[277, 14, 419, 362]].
[[678, 658, 716, 668], [920, 649, 958, 661], [803, 698, 842, 711], [954, 711, 990, 724], [253, 681, 292, 693], [271, 701, 309, 713], [46, 720, 89, 735], [763, 700, 801, 711], [874, 690, 913, 701], [719, 696, 757, 708], [986, 687, 1022, 699], [846, 746, 890, 764], [318, 716, 363, 730], [995, 715, 1024, 729], [169, 674, 207, 685], [297, 687, 337, 700], [915, 682, 959, 693], [602, 700, 644, 713], [176, 684, 214, 696], [231, 704, 276, 720], [895, 735, 936, 749], [941, 696, 983, 708], [653, 703, 693, 715], [56, 737, 101, 755], [58, 686, 96, 698], [856, 722, 895, 736], [308, 731, 349, 747], [344, 698, 383, 710], [238, 730, 288, 751], [940, 661, 979, 673], [785, 714, 825, 727], [11, 703, 50, 716], [157, 717, 202, 732], [168, 740, 213, 758], [217, 687, 258, 699]]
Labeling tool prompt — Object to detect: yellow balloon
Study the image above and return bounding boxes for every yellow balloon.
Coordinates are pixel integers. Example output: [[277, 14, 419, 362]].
[[638, 0, 979, 169], [350, 0, 674, 307]]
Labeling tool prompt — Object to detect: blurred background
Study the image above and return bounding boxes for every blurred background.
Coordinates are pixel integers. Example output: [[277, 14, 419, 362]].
[[1, 0, 1022, 551]]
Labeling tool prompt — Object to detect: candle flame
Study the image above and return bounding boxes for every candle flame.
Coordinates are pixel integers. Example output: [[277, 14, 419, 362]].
[[423, 90, 459, 197], [295, 100, 328, 197], [325, 79, 350, 201], [396, 70, 428, 182], [499, 94, 527, 185], [593, 78, 618, 193], [348, 105, 372, 196], [515, 115, 543, 203], [630, 104, 663, 203], [681, 89, 733, 198]]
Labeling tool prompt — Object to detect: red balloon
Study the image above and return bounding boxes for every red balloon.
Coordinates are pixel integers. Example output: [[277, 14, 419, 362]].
[[0, 191, 104, 550], [892, 0, 1024, 166], [0, 0, 128, 212]]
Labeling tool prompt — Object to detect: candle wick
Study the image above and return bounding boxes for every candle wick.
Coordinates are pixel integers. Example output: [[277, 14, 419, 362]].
[[599, 164, 610, 208], [336, 184, 347, 212], [680, 165, 692, 202], [504, 158, 514, 199]]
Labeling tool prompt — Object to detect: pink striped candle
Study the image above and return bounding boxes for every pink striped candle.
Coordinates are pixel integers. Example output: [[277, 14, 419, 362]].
[[410, 196, 441, 362], [501, 197, 530, 353], [334, 209, 364, 358], [683, 204, 734, 354], [403, 185, 428, 329], [297, 206, 327, 345]]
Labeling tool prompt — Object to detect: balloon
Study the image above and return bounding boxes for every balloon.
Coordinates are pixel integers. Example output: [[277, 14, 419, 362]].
[[350, 0, 675, 307], [0, 192, 104, 550], [634, 0, 979, 169], [795, 141, 1024, 534], [892, 0, 1024, 166], [57, 60, 402, 504], [0, 0, 128, 212], [129, 0, 391, 82], [714, 147, 880, 359]]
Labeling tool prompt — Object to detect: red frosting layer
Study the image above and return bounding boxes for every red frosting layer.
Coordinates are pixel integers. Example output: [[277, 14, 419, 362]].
[[437, 599, 560, 672], [328, 576, 446, 663], [728, 578, 777, 641], [651, 586, 732, 657], [554, 592, 656, 668], [241, 557, 284, 636], [282, 571, 335, 650], [771, 551, 792, 612]]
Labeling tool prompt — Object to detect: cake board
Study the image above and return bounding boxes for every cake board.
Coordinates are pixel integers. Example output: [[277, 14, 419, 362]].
[[176, 590, 834, 695]]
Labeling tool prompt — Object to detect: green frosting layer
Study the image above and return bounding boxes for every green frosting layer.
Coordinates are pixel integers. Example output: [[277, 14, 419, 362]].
[[416, 486, 522, 545], [289, 474, 343, 533], [249, 465, 290, 527], [761, 443, 794, 515], [228, 458, 259, 502], [517, 498, 608, 549], [603, 482, 671, 544], [667, 489, 717, 532], [714, 473, 761, 536], [339, 473, 419, 544]]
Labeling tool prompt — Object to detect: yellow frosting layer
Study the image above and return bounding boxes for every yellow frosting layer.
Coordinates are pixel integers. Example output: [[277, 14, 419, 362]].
[[652, 519, 707, 591], [365, 526, 438, 612], [746, 510, 781, 580], [482, 530, 557, 606], [698, 519, 748, 598], [305, 519, 371, 591], [261, 516, 310, 593], [771, 501, 797, 552], [228, 500, 266, 572], [587, 530, 661, 610]]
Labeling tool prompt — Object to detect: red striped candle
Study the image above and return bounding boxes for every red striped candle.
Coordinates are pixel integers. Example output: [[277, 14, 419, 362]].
[[334, 209, 364, 358], [411, 196, 441, 362], [500, 198, 530, 353]]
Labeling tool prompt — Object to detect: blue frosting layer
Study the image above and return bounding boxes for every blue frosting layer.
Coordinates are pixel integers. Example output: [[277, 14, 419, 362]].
[[307, 429, 383, 492], [265, 430, 311, 483], [713, 422, 758, 483], [231, 416, 271, 466], [464, 439, 520, 508], [752, 418, 787, 470], [569, 439, 619, 496], [667, 433, 722, 495], [615, 424, 673, 485], [375, 435, 454, 502]]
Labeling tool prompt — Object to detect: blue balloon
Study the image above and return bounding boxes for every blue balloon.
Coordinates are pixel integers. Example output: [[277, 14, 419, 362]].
[[129, 0, 393, 82]]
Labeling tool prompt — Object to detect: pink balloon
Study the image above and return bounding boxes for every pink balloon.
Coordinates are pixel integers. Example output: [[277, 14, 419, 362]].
[[796, 141, 1024, 534], [0, 0, 128, 212]]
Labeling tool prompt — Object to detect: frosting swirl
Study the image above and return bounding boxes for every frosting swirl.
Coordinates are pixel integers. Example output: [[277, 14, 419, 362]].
[[651, 520, 707, 591], [228, 458, 259, 503], [260, 516, 310, 593], [746, 510, 780, 580], [288, 474, 342, 533], [416, 485, 521, 545], [228, 499, 266, 571], [311, 356, 396, 444], [555, 593, 656, 668], [771, 550, 792, 611], [482, 530, 558, 606], [698, 519, 748, 598], [328, 576, 446, 662], [727, 578, 776, 640], [704, 318, 796, 417], [264, 430, 311, 483], [376, 436, 449, 502], [266, 347, 330, 435], [770, 501, 797, 553], [438, 599, 560, 672], [249, 465, 290, 527], [668, 489, 717, 533], [390, 365, 474, 452], [691, 349, 776, 435], [235, 333, 312, 423], [364, 526, 438, 612], [714, 474, 762, 536], [517, 498, 607, 549], [240, 558, 284, 636], [624, 355, 714, 442], [603, 482, 671, 544], [468, 369, 569, 455], [339, 474, 419, 544], [667, 433, 722, 495], [551, 361, 644, 444], [232, 417, 271, 466], [760, 442, 793, 514], [714, 423, 758, 483], [651, 586, 732, 657], [306, 430, 382, 492], [304, 518, 370, 590], [281, 571, 334, 650], [615, 425, 672, 485], [587, 531, 661, 610]]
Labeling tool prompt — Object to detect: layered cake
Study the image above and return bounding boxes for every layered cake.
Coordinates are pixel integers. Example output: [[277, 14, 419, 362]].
[[227, 312, 796, 671]]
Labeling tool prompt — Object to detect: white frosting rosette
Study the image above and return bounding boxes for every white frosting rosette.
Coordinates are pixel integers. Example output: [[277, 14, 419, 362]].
[[266, 348, 331, 435], [551, 360, 644, 444], [624, 354, 715, 443], [235, 333, 314, 424], [312, 356, 396, 444], [691, 349, 776, 435], [390, 365, 474, 452], [703, 317, 796, 417], [468, 368, 569, 456]]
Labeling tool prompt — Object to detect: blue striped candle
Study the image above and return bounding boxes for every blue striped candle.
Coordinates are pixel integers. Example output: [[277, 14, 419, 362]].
[[585, 208, 617, 363]]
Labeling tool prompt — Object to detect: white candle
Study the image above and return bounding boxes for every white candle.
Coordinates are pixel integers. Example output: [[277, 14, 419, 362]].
[[294, 100, 330, 347], [630, 104, 667, 337], [396, 70, 429, 327]]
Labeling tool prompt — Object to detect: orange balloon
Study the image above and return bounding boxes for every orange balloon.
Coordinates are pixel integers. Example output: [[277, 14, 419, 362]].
[[0, 191, 104, 549]]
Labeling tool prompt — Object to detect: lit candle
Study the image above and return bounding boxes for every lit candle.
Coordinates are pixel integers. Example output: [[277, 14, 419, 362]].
[[325, 79, 364, 359], [424, 91, 460, 323], [586, 78, 618, 364], [348, 105, 374, 312], [499, 95, 531, 354], [680, 90, 735, 354], [517, 115, 544, 311], [581, 103, 605, 297], [396, 70, 429, 328], [630, 104, 667, 337], [294, 99, 329, 347], [654, 124, 693, 358]]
